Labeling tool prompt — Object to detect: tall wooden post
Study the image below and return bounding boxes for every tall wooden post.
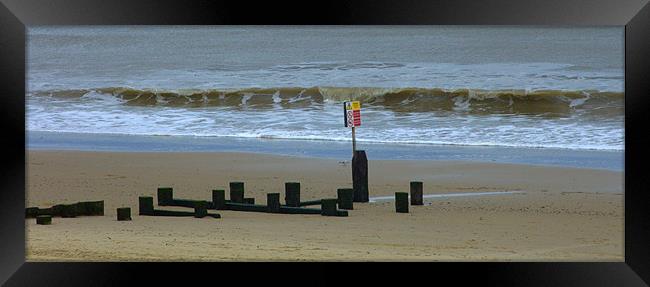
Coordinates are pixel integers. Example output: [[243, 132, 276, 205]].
[[352, 150, 369, 202], [410, 181, 423, 205], [230, 182, 245, 203], [267, 193, 281, 213], [285, 182, 301, 207]]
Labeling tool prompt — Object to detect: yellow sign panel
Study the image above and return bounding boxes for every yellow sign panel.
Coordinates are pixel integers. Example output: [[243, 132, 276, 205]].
[[345, 101, 361, 111]]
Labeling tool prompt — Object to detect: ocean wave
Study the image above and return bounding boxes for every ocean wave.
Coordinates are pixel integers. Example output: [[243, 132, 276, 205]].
[[30, 86, 624, 116]]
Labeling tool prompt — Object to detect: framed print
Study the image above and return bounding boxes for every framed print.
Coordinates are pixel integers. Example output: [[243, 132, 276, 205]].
[[1, 0, 649, 286]]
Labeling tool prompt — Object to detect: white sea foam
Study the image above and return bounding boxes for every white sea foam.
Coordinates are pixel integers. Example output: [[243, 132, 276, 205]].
[[26, 93, 625, 151]]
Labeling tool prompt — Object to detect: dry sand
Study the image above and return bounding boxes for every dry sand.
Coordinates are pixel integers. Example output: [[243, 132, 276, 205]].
[[26, 150, 623, 261]]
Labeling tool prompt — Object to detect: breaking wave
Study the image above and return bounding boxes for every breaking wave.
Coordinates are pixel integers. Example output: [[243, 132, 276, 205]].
[[31, 86, 624, 116]]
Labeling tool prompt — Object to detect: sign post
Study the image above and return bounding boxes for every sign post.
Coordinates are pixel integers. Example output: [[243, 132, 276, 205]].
[[344, 100, 369, 202], [352, 126, 356, 153], [343, 101, 361, 155]]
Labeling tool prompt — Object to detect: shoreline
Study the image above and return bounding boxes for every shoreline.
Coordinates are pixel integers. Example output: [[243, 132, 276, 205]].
[[27, 131, 624, 171]]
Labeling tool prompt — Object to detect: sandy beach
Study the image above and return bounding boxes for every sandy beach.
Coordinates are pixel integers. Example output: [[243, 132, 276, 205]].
[[25, 150, 623, 261]]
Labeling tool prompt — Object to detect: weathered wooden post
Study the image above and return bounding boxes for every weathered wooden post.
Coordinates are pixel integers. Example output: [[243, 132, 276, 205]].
[[212, 189, 226, 210], [117, 207, 132, 221], [77, 201, 90, 215], [52, 204, 64, 217], [230, 182, 245, 203], [77, 200, 104, 216], [139, 196, 154, 215], [321, 198, 338, 216], [194, 201, 208, 218], [285, 182, 301, 207], [352, 150, 369, 202], [410, 181, 423, 205], [61, 203, 78, 218], [26, 207, 39, 218], [90, 200, 104, 216], [36, 215, 52, 225], [267, 193, 281, 213], [157, 187, 173, 206], [337, 188, 354, 210], [395, 192, 409, 213]]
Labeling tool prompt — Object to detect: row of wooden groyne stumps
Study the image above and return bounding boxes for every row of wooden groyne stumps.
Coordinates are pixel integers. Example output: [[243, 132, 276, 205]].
[[26, 150, 426, 225]]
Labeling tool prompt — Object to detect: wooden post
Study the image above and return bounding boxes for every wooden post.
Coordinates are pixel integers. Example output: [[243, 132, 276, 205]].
[[52, 204, 65, 217], [90, 200, 104, 216], [212, 189, 226, 210], [285, 182, 301, 207], [230, 182, 245, 203], [321, 199, 338, 216], [139, 196, 154, 215], [194, 201, 208, 218], [36, 215, 52, 225], [337, 188, 354, 210], [395, 192, 409, 213], [61, 203, 78, 218], [78, 200, 104, 216], [352, 150, 369, 202], [157, 187, 173, 206], [76, 201, 90, 215], [410, 181, 423, 205], [117, 207, 132, 221], [26, 207, 39, 218], [96, 201, 105, 216], [267, 193, 281, 213]]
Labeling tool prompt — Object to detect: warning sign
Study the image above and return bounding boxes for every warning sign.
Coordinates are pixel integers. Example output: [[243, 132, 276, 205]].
[[343, 101, 361, 127]]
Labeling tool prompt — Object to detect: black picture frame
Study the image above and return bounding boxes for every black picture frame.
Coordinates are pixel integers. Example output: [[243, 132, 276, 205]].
[[1, 0, 649, 285]]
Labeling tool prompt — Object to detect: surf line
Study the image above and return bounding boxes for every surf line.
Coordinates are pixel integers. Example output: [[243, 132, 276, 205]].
[[368, 190, 525, 203]]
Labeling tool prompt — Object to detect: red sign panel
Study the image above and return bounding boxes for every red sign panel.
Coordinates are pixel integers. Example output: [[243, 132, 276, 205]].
[[344, 101, 361, 127]]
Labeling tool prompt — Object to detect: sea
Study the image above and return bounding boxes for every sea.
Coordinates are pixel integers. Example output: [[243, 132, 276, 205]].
[[26, 26, 625, 170]]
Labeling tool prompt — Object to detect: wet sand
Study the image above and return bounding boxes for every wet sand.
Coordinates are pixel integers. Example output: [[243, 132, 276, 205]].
[[26, 150, 623, 261]]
